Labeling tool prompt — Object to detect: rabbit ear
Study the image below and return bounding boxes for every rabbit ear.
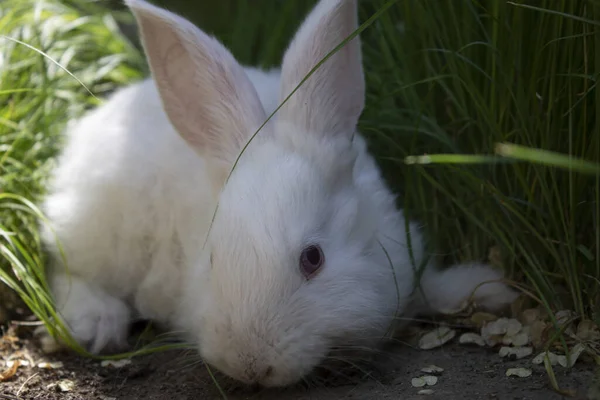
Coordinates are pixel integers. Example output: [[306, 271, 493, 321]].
[[126, 0, 267, 184], [279, 0, 364, 139]]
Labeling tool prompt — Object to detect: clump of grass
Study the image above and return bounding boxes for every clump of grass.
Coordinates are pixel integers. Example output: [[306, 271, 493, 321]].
[[0, 0, 146, 352], [358, 0, 599, 321]]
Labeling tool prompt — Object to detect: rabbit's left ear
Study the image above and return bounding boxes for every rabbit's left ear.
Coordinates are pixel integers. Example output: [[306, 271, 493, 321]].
[[278, 0, 364, 140], [126, 0, 268, 186]]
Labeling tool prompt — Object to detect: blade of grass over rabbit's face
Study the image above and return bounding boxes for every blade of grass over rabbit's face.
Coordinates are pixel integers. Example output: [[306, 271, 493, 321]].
[[202, 0, 400, 248]]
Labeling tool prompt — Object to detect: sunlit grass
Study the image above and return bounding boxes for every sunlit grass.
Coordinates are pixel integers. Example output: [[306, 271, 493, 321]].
[[0, 0, 188, 358]]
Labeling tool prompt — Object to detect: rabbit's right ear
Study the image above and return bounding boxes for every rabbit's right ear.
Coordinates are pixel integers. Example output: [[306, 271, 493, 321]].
[[126, 0, 268, 187]]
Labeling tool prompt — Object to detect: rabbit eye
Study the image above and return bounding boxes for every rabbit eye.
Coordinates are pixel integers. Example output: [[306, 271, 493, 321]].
[[300, 245, 324, 279]]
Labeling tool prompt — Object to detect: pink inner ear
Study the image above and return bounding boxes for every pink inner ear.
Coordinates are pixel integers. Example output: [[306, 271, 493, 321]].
[[278, 0, 364, 138], [130, 1, 268, 172]]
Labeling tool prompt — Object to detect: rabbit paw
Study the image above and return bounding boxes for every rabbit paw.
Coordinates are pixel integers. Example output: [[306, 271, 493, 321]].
[[52, 275, 131, 354]]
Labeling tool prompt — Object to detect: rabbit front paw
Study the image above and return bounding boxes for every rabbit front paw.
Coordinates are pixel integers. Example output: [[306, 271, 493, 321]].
[[52, 274, 131, 354]]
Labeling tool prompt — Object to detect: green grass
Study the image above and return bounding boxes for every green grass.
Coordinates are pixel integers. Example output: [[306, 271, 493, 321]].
[[0, 0, 598, 365], [0, 0, 143, 353], [357, 0, 600, 322]]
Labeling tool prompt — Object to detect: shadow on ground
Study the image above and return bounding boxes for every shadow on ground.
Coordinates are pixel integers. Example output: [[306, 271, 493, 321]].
[[1, 333, 596, 400]]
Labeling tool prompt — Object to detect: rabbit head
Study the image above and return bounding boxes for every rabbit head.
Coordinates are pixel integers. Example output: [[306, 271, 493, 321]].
[[127, 0, 406, 387]]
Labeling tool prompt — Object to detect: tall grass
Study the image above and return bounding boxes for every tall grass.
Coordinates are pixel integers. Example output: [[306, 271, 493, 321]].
[[358, 0, 599, 320], [0, 0, 144, 345], [0, 0, 598, 359]]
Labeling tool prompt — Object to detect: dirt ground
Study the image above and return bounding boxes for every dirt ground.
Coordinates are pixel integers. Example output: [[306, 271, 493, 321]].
[[1, 324, 597, 400]]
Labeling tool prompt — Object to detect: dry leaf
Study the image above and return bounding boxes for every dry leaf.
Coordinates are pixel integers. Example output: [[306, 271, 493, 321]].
[[499, 346, 533, 359], [502, 326, 531, 347], [483, 318, 522, 336], [511, 330, 531, 347], [481, 318, 522, 346], [57, 379, 75, 392], [520, 308, 542, 326], [506, 367, 532, 378], [420, 365, 444, 374], [577, 320, 600, 341], [532, 351, 567, 367], [101, 359, 132, 368], [37, 361, 64, 369], [555, 310, 574, 326], [418, 327, 456, 350], [506, 319, 523, 336], [529, 320, 548, 348], [471, 312, 499, 328], [6, 359, 29, 367], [411, 375, 438, 387], [459, 332, 485, 347], [0, 359, 19, 382]]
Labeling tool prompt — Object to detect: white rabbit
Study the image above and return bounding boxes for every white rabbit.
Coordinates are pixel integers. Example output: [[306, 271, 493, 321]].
[[40, 0, 518, 387]]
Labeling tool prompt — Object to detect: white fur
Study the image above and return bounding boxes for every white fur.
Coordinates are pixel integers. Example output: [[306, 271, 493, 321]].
[[40, 0, 517, 388]]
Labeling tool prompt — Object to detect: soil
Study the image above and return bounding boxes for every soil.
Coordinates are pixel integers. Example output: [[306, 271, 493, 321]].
[[1, 323, 597, 400]]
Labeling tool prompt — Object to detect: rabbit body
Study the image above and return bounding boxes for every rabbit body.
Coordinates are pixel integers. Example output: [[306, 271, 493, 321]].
[[41, 0, 516, 387]]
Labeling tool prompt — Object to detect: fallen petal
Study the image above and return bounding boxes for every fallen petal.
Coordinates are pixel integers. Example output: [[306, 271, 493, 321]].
[[498, 346, 533, 359], [533, 351, 565, 367], [555, 310, 574, 326], [459, 332, 486, 347], [6, 360, 29, 367], [411, 375, 438, 387], [520, 308, 542, 326], [510, 331, 531, 347], [57, 379, 75, 392], [483, 318, 510, 336], [101, 359, 132, 368], [506, 367, 532, 378], [411, 377, 426, 388], [576, 320, 600, 341], [0, 360, 19, 382], [37, 361, 64, 369], [470, 312, 498, 328], [423, 375, 438, 386], [506, 319, 523, 337], [420, 365, 444, 374], [418, 327, 456, 350]]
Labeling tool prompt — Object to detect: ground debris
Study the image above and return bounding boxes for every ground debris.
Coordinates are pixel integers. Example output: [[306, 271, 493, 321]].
[[418, 327, 456, 350], [101, 358, 132, 368], [411, 375, 438, 387], [37, 361, 64, 369], [0, 359, 20, 382], [506, 367, 532, 378], [420, 365, 444, 375], [499, 346, 533, 360], [532, 351, 567, 367], [459, 332, 485, 347]]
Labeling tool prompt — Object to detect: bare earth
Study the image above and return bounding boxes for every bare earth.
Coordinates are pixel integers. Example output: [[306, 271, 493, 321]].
[[1, 326, 597, 400]]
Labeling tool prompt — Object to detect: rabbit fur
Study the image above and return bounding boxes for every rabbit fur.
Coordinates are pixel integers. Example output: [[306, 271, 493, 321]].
[[40, 0, 518, 387]]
